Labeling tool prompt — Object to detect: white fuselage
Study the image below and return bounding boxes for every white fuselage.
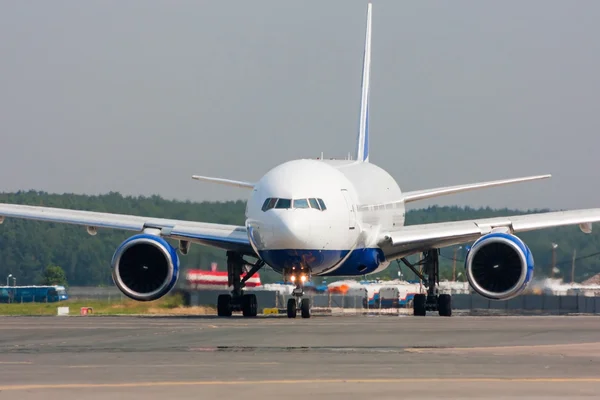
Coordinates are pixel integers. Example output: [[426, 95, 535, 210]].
[[245, 158, 404, 277]]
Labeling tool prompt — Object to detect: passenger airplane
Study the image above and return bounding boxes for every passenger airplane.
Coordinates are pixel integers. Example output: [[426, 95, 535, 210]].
[[1, 2, 599, 318]]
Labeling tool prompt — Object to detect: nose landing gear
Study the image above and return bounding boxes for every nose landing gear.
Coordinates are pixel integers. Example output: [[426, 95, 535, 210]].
[[284, 268, 311, 319]]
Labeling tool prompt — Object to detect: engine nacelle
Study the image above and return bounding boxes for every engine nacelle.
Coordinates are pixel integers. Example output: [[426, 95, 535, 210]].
[[111, 234, 180, 301], [464, 232, 534, 300]]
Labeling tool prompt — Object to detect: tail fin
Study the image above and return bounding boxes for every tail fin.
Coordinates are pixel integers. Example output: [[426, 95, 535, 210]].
[[354, 2, 372, 163]]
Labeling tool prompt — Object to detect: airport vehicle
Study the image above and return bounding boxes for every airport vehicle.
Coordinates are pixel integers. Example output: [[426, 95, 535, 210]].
[[0, 285, 68, 303], [186, 269, 262, 290], [0, 3, 599, 318]]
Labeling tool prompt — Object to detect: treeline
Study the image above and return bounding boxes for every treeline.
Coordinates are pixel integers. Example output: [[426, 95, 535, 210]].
[[0, 190, 599, 286]]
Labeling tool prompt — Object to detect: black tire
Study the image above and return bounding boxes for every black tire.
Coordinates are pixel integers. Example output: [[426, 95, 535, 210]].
[[287, 298, 297, 318], [438, 294, 452, 317], [242, 293, 258, 317], [413, 294, 426, 316], [300, 298, 311, 319], [217, 294, 232, 317]]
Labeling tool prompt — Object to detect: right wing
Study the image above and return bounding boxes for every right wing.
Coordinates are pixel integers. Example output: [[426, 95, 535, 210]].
[[0, 203, 254, 255], [357, 174, 552, 211], [379, 208, 600, 260], [400, 174, 551, 203]]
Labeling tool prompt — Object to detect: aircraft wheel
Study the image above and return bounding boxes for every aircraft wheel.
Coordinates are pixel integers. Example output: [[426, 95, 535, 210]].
[[413, 294, 426, 316], [300, 298, 311, 319], [438, 294, 452, 317], [217, 294, 232, 317], [242, 293, 258, 317], [287, 298, 297, 318]]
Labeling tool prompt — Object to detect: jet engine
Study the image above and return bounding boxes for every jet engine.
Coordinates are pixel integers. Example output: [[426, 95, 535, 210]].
[[464, 232, 534, 300], [111, 234, 180, 301]]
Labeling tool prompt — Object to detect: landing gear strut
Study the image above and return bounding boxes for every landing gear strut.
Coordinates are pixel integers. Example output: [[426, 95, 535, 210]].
[[285, 268, 311, 319], [217, 251, 264, 317], [400, 249, 452, 317]]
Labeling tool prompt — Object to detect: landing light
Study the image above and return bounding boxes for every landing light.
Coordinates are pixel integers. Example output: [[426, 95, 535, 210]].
[[291, 276, 296, 282], [300, 275, 307, 282]]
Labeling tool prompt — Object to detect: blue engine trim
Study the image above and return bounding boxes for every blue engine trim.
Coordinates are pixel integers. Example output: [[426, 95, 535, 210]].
[[111, 233, 180, 301], [259, 247, 386, 276], [465, 232, 534, 300]]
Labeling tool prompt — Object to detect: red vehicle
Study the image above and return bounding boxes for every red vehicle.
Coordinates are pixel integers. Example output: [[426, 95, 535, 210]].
[[185, 269, 262, 290]]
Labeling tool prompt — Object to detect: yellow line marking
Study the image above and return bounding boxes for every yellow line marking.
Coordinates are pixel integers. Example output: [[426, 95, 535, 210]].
[[1, 378, 600, 391]]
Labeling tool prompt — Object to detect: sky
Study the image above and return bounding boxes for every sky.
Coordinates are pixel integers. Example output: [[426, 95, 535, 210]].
[[1, 0, 599, 211]]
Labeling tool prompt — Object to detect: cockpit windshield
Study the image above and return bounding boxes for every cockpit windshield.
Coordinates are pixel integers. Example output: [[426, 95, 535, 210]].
[[275, 198, 291, 209], [262, 197, 326, 212], [293, 199, 309, 209]]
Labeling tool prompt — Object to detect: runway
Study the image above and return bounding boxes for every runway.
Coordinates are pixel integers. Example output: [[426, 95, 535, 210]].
[[0, 315, 599, 399]]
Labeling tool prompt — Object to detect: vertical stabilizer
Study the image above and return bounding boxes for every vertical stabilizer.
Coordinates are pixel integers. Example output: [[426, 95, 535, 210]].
[[354, 2, 372, 163]]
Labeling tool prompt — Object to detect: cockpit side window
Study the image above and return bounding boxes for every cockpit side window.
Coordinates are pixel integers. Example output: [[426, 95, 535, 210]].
[[293, 199, 310, 209], [261, 198, 271, 211], [317, 198, 327, 210], [261, 198, 278, 211], [308, 198, 320, 210]]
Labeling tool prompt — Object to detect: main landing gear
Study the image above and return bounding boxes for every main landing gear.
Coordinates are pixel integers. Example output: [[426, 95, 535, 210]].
[[217, 251, 264, 317], [400, 249, 452, 317], [285, 268, 311, 319]]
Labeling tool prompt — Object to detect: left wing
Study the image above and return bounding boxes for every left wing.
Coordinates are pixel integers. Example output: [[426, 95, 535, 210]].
[[0, 203, 254, 255], [378, 208, 600, 260], [191, 175, 255, 189]]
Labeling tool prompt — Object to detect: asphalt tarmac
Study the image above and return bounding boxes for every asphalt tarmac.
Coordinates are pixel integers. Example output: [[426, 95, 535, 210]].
[[0, 314, 599, 399]]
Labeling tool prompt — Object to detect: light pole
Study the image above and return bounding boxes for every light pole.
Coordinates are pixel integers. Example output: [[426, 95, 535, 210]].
[[551, 243, 558, 279], [571, 249, 577, 284], [452, 246, 462, 281], [6, 274, 11, 286]]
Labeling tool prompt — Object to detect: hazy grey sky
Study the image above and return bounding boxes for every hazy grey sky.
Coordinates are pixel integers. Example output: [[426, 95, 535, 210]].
[[1, 0, 599, 211]]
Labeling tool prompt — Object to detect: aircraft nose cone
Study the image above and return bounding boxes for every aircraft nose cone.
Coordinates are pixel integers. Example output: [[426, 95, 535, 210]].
[[276, 212, 311, 248], [246, 211, 313, 251], [253, 211, 344, 274]]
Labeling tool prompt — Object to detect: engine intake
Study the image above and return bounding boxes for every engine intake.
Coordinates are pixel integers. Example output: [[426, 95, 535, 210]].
[[111, 234, 180, 301], [465, 232, 534, 300]]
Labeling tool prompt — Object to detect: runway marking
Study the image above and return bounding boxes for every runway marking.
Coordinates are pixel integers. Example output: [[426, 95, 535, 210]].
[[1, 378, 600, 391], [405, 342, 600, 353], [0, 361, 32, 364], [63, 362, 279, 369]]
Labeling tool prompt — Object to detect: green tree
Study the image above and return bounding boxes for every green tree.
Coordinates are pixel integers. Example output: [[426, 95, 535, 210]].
[[41, 264, 68, 287]]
